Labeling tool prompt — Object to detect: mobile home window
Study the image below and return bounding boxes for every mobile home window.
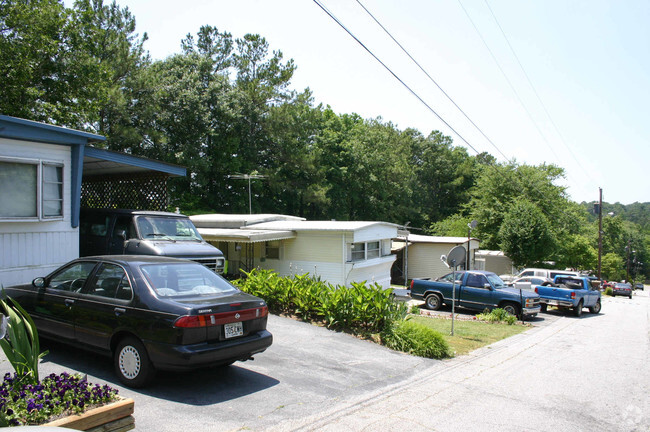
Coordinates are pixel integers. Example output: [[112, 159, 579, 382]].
[[0, 159, 63, 219], [351, 242, 365, 261], [350, 241, 383, 262], [265, 240, 280, 259]]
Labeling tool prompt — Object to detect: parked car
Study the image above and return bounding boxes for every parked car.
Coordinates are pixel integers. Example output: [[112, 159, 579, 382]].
[[3, 256, 273, 387], [633, 283, 644, 290], [612, 282, 633, 298]]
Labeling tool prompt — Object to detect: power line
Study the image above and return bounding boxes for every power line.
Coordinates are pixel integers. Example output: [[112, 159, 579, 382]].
[[312, 0, 483, 156], [456, 0, 567, 167], [314, 0, 592, 228], [483, 0, 598, 188], [355, 0, 511, 163]]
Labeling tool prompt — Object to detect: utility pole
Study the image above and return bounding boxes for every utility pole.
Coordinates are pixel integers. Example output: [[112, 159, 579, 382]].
[[597, 188, 603, 281]]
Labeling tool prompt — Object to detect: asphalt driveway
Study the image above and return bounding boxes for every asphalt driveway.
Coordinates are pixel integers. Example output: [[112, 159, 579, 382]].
[[1, 292, 647, 431]]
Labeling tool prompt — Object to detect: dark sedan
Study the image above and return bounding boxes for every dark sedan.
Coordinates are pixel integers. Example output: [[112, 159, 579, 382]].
[[612, 282, 633, 299], [4, 256, 272, 387]]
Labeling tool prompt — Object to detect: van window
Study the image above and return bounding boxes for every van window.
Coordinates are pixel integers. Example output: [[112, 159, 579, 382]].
[[136, 216, 202, 241], [520, 270, 534, 277]]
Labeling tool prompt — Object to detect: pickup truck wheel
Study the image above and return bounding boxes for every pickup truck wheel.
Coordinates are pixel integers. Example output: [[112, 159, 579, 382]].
[[502, 303, 520, 318], [589, 299, 601, 314], [425, 293, 442, 311], [573, 300, 584, 317], [540, 303, 548, 313]]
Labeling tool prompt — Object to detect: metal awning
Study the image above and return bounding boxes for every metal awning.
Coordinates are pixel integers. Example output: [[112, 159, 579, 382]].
[[83, 147, 186, 177], [198, 228, 296, 243]]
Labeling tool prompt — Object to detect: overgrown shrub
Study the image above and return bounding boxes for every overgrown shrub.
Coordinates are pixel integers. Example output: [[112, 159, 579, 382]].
[[235, 269, 407, 334], [605, 287, 613, 296], [380, 319, 451, 359], [476, 308, 517, 325]]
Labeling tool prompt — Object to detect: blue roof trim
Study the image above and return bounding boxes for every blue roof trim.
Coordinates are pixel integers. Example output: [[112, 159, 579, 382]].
[[0, 115, 105, 145], [85, 146, 186, 177]]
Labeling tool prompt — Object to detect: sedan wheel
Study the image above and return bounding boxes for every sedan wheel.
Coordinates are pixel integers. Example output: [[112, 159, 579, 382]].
[[115, 337, 154, 388]]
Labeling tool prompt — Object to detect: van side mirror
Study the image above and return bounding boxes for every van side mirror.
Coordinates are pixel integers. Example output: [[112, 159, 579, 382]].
[[115, 229, 126, 240]]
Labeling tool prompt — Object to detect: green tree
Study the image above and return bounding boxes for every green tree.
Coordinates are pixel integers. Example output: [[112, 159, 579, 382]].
[[498, 198, 555, 267], [601, 252, 625, 281], [0, 0, 67, 121]]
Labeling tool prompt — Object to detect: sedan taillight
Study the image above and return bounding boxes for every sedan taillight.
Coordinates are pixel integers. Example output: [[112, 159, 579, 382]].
[[174, 306, 268, 328]]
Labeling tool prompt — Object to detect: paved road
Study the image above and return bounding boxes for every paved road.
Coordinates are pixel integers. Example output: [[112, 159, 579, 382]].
[[1, 291, 648, 431]]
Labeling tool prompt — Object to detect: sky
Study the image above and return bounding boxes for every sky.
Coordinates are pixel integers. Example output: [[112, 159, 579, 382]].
[[87, 0, 650, 205]]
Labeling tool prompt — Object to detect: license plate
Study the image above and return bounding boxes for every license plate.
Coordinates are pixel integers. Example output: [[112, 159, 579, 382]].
[[224, 322, 243, 339], [547, 300, 559, 305]]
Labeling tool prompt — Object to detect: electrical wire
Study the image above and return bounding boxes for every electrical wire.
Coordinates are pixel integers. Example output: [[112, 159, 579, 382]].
[[312, 0, 482, 157], [483, 0, 598, 188], [355, 0, 512, 163]]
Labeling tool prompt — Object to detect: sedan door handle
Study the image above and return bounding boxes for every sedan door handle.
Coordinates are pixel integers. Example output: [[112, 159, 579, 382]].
[[65, 299, 75, 307], [114, 307, 126, 316]]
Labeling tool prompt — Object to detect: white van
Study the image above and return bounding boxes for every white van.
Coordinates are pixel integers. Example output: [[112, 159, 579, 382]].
[[516, 268, 579, 279]]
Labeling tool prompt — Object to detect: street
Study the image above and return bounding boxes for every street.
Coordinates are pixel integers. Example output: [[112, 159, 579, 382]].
[[1, 291, 648, 431]]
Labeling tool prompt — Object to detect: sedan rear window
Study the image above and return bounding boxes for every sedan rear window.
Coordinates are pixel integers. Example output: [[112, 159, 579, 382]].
[[141, 262, 238, 297]]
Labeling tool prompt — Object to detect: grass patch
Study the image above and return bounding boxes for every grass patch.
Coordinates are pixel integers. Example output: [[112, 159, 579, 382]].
[[410, 315, 528, 357]]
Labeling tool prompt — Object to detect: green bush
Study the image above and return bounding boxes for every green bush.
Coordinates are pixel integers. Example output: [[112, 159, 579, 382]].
[[380, 319, 451, 359], [476, 308, 517, 325], [605, 287, 613, 296], [235, 269, 406, 334]]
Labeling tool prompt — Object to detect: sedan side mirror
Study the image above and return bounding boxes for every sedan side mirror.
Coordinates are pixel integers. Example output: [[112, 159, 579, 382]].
[[32, 277, 45, 288]]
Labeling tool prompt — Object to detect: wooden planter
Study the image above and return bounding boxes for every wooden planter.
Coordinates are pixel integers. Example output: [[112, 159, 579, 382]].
[[43, 397, 135, 431]]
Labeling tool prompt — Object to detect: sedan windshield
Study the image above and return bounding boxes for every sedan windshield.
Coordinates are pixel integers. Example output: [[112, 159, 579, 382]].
[[141, 262, 238, 297], [136, 216, 202, 241]]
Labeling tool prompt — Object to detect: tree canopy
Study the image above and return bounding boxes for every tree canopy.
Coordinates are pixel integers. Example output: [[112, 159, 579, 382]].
[[1, 0, 647, 281]]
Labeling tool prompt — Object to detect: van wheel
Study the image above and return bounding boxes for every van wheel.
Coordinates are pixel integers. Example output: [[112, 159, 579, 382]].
[[425, 293, 442, 310]]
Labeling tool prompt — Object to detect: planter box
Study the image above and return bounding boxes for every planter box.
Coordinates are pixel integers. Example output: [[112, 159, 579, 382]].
[[43, 397, 134, 431]]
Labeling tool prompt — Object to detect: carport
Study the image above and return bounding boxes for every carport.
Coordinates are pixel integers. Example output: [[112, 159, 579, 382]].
[[81, 146, 186, 212]]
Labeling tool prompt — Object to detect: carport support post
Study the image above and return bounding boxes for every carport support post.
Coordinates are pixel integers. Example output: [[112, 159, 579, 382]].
[[451, 259, 456, 336]]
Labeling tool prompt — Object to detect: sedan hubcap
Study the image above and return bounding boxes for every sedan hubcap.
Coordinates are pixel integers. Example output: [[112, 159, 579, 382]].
[[119, 346, 141, 379]]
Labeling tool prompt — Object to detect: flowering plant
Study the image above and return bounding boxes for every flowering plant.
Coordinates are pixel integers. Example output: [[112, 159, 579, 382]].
[[0, 372, 119, 426]]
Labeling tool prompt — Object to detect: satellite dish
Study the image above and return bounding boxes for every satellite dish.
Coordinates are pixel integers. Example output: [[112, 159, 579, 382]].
[[446, 245, 466, 268]]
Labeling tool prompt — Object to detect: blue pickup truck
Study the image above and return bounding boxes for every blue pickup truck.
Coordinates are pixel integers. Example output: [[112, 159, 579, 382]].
[[410, 270, 541, 319], [534, 275, 602, 317]]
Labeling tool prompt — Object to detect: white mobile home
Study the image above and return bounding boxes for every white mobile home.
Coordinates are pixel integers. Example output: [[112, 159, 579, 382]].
[[392, 234, 479, 282], [0, 115, 186, 286], [192, 215, 399, 289]]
